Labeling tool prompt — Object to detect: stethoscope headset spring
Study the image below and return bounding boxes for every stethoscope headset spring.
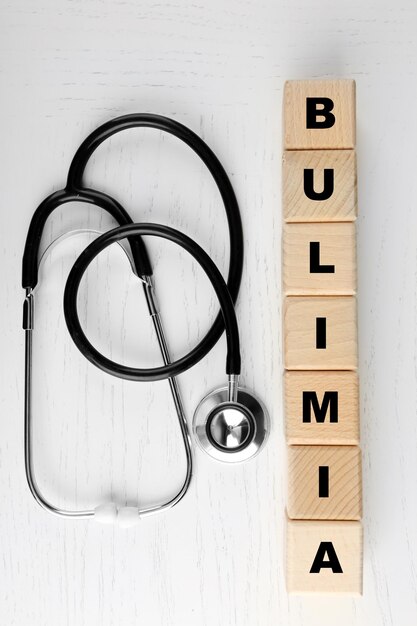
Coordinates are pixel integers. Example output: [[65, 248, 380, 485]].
[[22, 114, 269, 528]]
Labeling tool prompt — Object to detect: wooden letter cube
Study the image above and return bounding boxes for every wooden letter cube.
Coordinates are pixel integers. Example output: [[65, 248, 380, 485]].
[[284, 296, 357, 370], [284, 79, 356, 150], [287, 445, 362, 520], [283, 222, 356, 295], [286, 518, 363, 595], [283, 149, 357, 222], [285, 371, 359, 445]]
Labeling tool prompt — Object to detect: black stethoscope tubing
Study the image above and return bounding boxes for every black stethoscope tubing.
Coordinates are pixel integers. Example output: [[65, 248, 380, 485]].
[[23, 113, 244, 382], [64, 223, 240, 381]]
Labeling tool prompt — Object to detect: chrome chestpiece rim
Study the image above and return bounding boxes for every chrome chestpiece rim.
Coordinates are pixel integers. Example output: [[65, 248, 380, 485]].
[[193, 387, 269, 463]]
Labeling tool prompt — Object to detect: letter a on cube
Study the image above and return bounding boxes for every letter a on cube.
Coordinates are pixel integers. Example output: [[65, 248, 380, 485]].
[[286, 518, 363, 594]]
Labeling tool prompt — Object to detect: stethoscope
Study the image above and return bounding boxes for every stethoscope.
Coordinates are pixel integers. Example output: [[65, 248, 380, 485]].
[[22, 114, 269, 528]]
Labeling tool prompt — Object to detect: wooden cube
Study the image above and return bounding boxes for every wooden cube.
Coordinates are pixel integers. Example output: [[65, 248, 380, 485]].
[[284, 80, 356, 150], [285, 371, 359, 445], [283, 149, 357, 222], [287, 445, 362, 520], [284, 296, 357, 370], [283, 222, 356, 295], [286, 518, 363, 595]]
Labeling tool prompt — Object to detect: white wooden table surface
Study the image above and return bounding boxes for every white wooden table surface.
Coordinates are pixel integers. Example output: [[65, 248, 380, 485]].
[[1, 1, 416, 624]]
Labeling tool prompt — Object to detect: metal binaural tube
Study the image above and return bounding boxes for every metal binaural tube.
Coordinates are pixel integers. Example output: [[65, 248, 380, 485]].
[[24, 289, 93, 518], [138, 276, 193, 516], [23, 276, 193, 519]]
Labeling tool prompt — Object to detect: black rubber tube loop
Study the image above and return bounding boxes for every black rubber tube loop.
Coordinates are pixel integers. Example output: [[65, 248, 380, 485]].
[[23, 114, 244, 374], [67, 114, 243, 284], [64, 223, 241, 381], [65, 113, 243, 373]]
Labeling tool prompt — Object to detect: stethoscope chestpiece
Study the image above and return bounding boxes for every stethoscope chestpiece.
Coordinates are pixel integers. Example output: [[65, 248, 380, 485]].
[[193, 387, 269, 463]]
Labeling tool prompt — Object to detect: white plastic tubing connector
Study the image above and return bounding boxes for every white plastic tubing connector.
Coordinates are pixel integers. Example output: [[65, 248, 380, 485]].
[[94, 503, 140, 528]]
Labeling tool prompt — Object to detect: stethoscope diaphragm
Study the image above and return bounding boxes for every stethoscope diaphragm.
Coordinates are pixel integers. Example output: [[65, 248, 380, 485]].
[[193, 386, 269, 463]]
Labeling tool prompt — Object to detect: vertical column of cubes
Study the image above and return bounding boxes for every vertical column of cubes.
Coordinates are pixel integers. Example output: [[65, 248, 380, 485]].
[[283, 80, 363, 595]]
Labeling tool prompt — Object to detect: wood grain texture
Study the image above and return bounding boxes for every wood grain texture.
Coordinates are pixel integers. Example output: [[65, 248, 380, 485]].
[[287, 445, 362, 520], [0, 0, 416, 624], [284, 80, 356, 150], [285, 371, 359, 445], [283, 222, 357, 295], [283, 149, 357, 222], [284, 296, 358, 370], [286, 518, 363, 595]]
